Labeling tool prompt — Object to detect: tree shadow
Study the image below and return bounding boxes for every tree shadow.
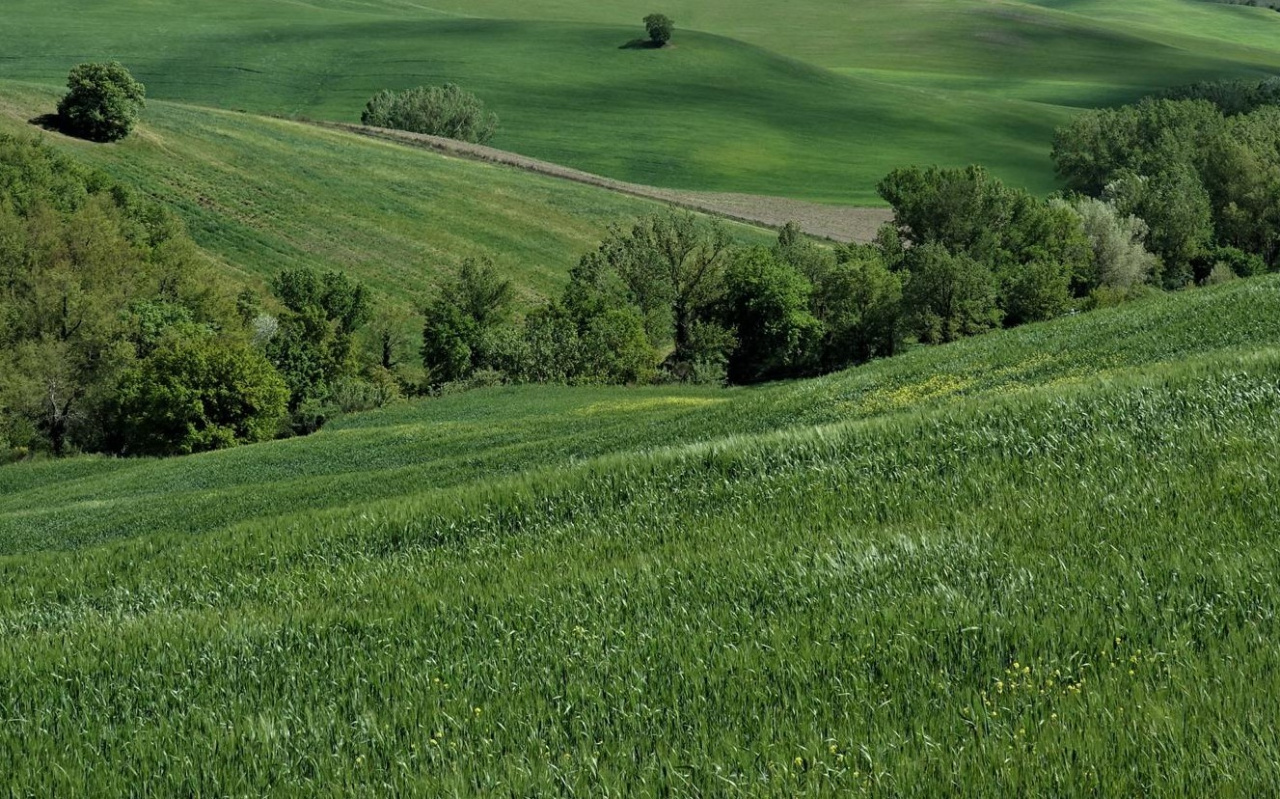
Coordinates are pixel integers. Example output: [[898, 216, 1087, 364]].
[[28, 113, 65, 134], [619, 38, 664, 50]]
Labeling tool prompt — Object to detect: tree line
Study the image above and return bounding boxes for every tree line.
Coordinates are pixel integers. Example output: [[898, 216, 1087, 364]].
[[7, 77, 1280, 461], [1054, 81, 1280, 282]]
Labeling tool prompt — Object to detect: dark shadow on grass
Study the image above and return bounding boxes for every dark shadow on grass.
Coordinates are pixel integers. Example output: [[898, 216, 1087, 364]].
[[620, 38, 664, 50], [28, 113, 63, 133]]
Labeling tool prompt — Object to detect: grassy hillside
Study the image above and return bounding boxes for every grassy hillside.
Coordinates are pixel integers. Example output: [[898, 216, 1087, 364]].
[[6, 274, 1278, 554], [3, 276, 1280, 794], [2, 0, 1278, 201], [6, 275, 1278, 555], [0, 84, 727, 305]]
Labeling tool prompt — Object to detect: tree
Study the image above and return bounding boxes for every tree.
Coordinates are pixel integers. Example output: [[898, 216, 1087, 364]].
[[1056, 197, 1159, 292], [1105, 166, 1213, 288], [812, 245, 903, 368], [361, 84, 498, 144], [720, 247, 822, 383], [267, 267, 373, 410], [644, 13, 674, 46], [421, 258, 514, 385], [56, 62, 146, 143], [579, 308, 656, 384], [902, 244, 1001, 344], [112, 335, 288, 456], [998, 259, 1072, 326], [515, 303, 582, 384]]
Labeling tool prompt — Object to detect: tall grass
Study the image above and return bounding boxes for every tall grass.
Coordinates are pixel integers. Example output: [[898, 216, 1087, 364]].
[[1, 351, 1278, 795], [2, 276, 1280, 794]]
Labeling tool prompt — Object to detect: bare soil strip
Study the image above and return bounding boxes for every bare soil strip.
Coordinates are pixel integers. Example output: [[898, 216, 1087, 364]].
[[321, 123, 892, 243]]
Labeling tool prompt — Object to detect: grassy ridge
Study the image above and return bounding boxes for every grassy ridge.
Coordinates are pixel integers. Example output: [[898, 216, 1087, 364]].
[[2, 334, 1279, 793], [2, 1, 1278, 200], [4, 275, 1279, 556]]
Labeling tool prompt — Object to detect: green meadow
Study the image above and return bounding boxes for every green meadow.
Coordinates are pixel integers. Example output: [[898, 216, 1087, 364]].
[[4, 275, 1280, 794], [5, 1, 1280, 793], [2, 0, 1279, 201]]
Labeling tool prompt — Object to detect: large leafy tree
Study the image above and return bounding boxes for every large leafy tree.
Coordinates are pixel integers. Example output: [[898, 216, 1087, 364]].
[[267, 267, 372, 410], [56, 62, 146, 143], [112, 335, 288, 456], [901, 243, 1002, 344], [719, 247, 821, 383]]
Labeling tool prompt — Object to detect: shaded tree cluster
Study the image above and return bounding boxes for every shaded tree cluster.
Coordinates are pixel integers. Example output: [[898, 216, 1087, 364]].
[[0, 134, 285, 458], [1053, 95, 1280, 284], [0, 135, 413, 460]]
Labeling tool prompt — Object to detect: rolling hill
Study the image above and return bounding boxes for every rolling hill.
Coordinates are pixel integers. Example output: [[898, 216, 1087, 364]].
[[3, 274, 1280, 793], [2, 0, 1279, 201], [5, 2, 1280, 794], [0, 84, 726, 305]]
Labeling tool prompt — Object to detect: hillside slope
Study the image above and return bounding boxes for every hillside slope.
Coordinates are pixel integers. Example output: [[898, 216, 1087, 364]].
[[4, 275, 1278, 554], [2, 1, 1278, 200], [0, 84, 774, 305], [3, 276, 1280, 794]]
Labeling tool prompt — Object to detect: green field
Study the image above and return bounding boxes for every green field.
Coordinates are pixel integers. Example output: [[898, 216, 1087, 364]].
[[6, 1, 1280, 793], [4, 275, 1280, 793], [0, 85, 755, 306], [2, 0, 1279, 201]]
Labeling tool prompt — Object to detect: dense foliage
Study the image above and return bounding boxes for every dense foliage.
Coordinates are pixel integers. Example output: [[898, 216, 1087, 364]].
[[56, 62, 146, 143], [1053, 94, 1280, 282], [0, 136, 398, 459], [417, 165, 1158, 392], [362, 84, 498, 144], [0, 134, 268, 457], [643, 13, 674, 46], [111, 335, 287, 456]]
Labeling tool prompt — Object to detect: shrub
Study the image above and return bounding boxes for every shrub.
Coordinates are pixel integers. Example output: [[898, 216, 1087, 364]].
[[56, 62, 146, 143], [361, 84, 498, 144]]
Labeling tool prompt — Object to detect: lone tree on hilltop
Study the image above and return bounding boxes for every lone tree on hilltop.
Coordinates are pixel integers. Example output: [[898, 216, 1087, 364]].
[[57, 62, 145, 142], [644, 13, 674, 47]]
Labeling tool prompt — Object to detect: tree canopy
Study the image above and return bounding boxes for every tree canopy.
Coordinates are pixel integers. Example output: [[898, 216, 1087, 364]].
[[643, 14, 674, 46], [56, 62, 146, 143]]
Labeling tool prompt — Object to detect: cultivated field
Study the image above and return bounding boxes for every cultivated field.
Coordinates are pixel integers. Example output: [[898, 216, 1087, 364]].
[[4, 1, 1280, 794], [4, 278, 1280, 794], [0, 85, 776, 307], [334, 123, 894, 242], [1, 0, 1279, 201]]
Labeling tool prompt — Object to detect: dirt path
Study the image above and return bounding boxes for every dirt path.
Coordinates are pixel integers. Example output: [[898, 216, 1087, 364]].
[[320, 123, 893, 243]]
